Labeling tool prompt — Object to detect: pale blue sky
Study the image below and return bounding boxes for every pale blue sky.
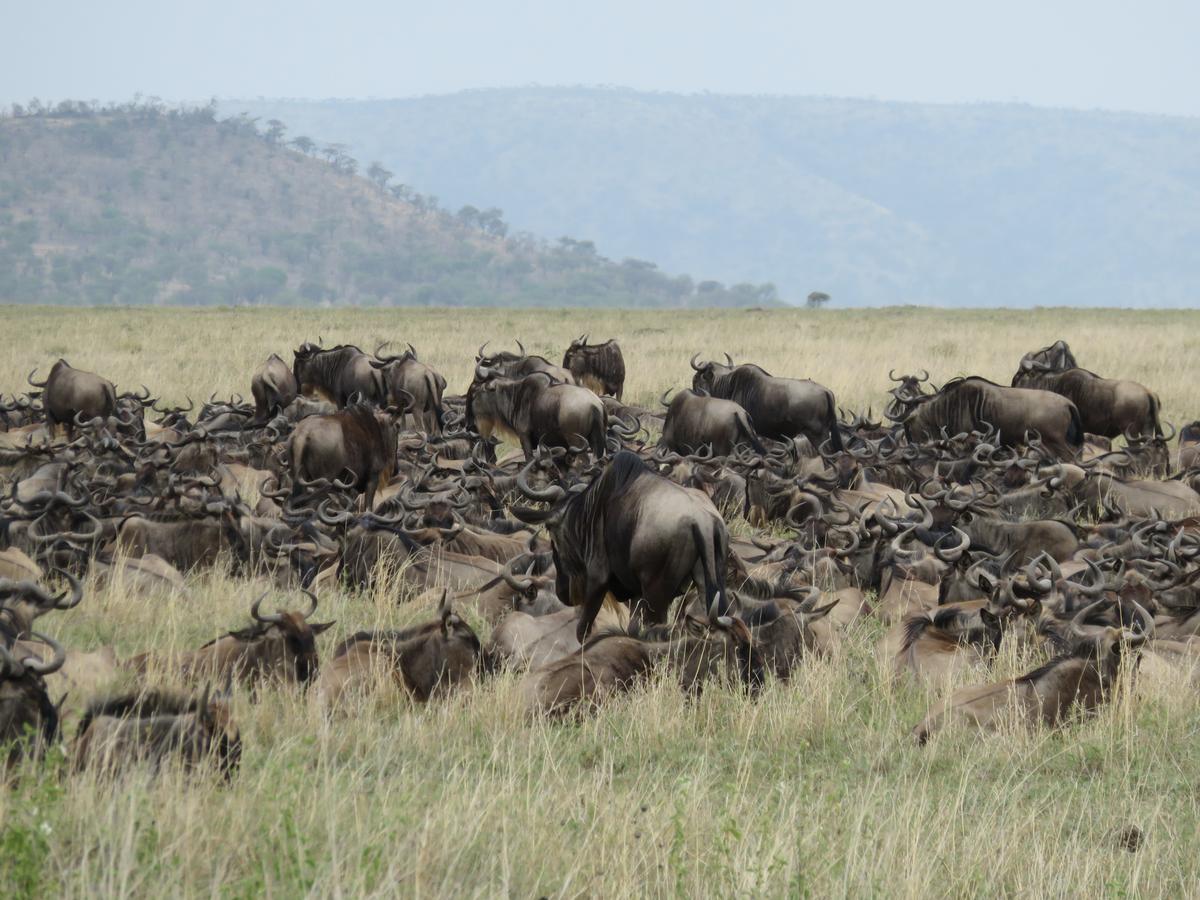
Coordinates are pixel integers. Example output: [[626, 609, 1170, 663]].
[[3, 0, 1199, 115]]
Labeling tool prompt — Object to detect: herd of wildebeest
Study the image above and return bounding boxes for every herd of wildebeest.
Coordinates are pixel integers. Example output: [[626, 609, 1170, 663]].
[[3, 334, 1200, 778]]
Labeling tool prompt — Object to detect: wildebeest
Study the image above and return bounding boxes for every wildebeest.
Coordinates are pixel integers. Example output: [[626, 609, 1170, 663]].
[[371, 345, 447, 433], [467, 371, 607, 459], [28, 359, 116, 432], [292, 342, 385, 407], [562, 335, 626, 399], [315, 592, 482, 708], [72, 684, 241, 779], [130, 590, 333, 688], [912, 598, 1152, 743], [1180, 421, 1200, 471], [690, 356, 842, 450], [0, 632, 64, 767], [476, 341, 574, 384], [0, 571, 83, 644], [1018, 340, 1077, 373], [289, 403, 398, 509], [251, 354, 299, 423], [1011, 365, 1161, 439], [521, 602, 761, 717], [892, 377, 1083, 459], [515, 450, 731, 641], [659, 389, 765, 457]]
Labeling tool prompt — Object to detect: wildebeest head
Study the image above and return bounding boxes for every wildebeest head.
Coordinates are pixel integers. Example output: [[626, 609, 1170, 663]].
[[0, 631, 65, 767], [689, 352, 735, 394], [1016, 340, 1077, 376], [0, 570, 83, 643]]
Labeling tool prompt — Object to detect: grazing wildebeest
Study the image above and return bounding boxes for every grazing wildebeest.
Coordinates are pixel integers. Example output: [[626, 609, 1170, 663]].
[[1011, 365, 1161, 439], [690, 356, 842, 450], [912, 598, 1152, 743], [659, 389, 765, 457], [562, 335, 626, 399], [0, 632, 64, 767], [251, 354, 299, 423], [72, 684, 241, 779], [892, 377, 1083, 459], [289, 403, 398, 509], [515, 450, 731, 642], [467, 371, 607, 459], [315, 593, 482, 707], [292, 342, 385, 407], [371, 345, 447, 434], [28, 359, 116, 433]]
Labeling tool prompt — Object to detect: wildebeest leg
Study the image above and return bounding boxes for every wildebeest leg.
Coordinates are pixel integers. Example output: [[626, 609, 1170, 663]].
[[575, 580, 610, 643]]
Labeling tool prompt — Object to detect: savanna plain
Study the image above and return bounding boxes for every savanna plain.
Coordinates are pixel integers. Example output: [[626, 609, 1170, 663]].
[[2, 305, 1199, 898]]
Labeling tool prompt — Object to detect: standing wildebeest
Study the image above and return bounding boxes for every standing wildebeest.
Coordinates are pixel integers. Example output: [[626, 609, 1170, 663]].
[[251, 354, 299, 423], [690, 356, 843, 451], [563, 335, 626, 399], [0, 632, 64, 767], [371, 345, 447, 434], [1011, 365, 1161, 439], [892, 377, 1083, 459], [659, 389, 765, 457], [476, 341, 575, 384], [1017, 340, 1077, 373], [468, 371, 607, 459], [28, 359, 116, 432], [515, 450, 731, 642], [292, 343, 385, 407], [72, 684, 241, 779], [912, 598, 1152, 744], [289, 404, 398, 508]]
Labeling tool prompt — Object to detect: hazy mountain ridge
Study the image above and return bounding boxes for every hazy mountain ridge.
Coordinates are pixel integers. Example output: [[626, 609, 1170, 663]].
[[226, 88, 1200, 307], [0, 100, 780, 307]]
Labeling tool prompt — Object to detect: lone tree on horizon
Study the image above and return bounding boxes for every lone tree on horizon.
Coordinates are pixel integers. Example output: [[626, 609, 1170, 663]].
[[807, 291, 831, 309]]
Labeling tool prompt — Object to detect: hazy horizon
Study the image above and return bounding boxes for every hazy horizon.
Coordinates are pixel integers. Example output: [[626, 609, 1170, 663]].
[[4, 1, 1199, 118]]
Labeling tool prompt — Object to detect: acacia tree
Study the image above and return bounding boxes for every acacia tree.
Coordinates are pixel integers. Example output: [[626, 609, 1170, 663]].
[[290, 135, 315, 155], [807, 291, 831, 309], [367, 162, 393, 190]]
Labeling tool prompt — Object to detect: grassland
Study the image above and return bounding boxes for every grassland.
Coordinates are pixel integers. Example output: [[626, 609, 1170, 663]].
[[2, 306, 1200, 898]]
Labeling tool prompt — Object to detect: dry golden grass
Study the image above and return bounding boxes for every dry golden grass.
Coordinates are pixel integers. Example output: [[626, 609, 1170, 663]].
[[3, 305, 1200, 898]]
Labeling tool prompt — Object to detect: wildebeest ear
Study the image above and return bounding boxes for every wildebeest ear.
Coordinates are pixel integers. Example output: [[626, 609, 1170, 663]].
[[977, 572, 996, 593], [310, 620, 336, 634], [979, 608, 998, 627]]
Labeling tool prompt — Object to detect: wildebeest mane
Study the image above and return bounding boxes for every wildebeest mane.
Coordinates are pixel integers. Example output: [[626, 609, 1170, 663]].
[[76, 687, 202, 737]]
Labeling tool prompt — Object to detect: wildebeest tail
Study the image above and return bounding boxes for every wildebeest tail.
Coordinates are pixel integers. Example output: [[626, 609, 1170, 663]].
[[825, 391, 844, 452], [1066, 404, 1084, 450], [1148, 393, 1162, 437], [690, 521, 729, 617], [425, 371, 445, 432], [735, 410, 766, 455]]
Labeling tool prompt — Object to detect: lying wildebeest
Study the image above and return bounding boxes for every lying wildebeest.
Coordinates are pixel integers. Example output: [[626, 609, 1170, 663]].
[[1018, 340, 1077, 373], [467, 370, 607, 459], [690, 355, 842, 450], [521, 601, 761, 718], [251, 353, 299, 423], [515, 450, 731, 642], [315, 593, 482, 708], [1180, 422, 1200, 471], [0, 632, 64, 767], [0, 571, 83, 644], [130, 590, 333, 688], [912, 597, 1152, 744], [891, 377, 1083, 459], [289, 403, 398, 509], [292, 342, 385, 406], [72, 684, 241, 779], [659, 389, 765, 457], [371, 344, 447, 433], [562, 335, 626, 399], [28, 359, 116, 433], [1011, 365, 1161, 439], [476, 341, 574, 384]]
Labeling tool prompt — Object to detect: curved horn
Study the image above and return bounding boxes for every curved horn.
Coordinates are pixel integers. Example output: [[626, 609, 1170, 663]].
[[50, 569, 83, 610], [689, 353, 704, 372], [515, 458, 566, 503], [21, 630, 66, 675], [934, 527, 971, 563], [250, 591, 282, 625]]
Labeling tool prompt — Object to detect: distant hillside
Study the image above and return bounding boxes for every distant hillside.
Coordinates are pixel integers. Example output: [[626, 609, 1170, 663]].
[[0, 99, 779, 307], [228, 88, 1200, 307]]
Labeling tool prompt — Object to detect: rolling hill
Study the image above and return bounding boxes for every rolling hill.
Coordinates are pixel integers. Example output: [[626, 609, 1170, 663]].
[[0, 99, 779, 307], [228, 88, 1200, 307]]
